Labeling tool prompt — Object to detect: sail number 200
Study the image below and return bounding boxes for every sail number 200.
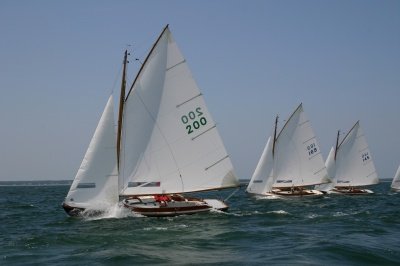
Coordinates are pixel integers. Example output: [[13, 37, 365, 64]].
[[181, 107, 207, 134]]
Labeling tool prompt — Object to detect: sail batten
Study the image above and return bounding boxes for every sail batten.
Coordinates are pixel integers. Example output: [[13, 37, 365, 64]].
[[176, 93, 202, 108]]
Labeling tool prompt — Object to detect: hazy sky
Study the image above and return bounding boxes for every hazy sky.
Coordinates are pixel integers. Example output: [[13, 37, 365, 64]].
[[0, 0, 399, 181]]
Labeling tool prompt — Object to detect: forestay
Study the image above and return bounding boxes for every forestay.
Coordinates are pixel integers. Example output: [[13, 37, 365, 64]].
[[65, 95, 118, 208], [119, 26, 238, 196]]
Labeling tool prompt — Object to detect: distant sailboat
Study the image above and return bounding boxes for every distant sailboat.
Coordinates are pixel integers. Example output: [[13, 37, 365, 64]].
[[62, 95, 118, 216], [247, 104, 329, 198], [63, 25, 239, 217], [317, 121, 379, 194], [390, 165, 400, 191]]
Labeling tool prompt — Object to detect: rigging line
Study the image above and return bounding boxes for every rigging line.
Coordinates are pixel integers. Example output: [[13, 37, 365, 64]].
[[224, 187, 240, 202], [109, 59, 124, 95]]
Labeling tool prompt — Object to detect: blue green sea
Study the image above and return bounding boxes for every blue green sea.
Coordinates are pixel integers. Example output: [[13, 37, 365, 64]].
[[1, 180, 399, 265]]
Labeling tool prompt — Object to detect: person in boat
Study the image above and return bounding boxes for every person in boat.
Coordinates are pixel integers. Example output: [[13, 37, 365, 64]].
[[153, 194, 169, 207]]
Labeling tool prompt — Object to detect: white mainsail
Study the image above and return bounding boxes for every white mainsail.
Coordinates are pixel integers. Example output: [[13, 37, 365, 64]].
[[391, 165, 400, 190], [119, 26, 238, 196], [247, 104, 329, 194], [324, 121, 379, 188], [65, 95, 118, 209]]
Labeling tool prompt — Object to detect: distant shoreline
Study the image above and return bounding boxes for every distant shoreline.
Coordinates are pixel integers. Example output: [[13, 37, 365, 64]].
[[0, 178, 392, 187], [0, 180, 72, 186]]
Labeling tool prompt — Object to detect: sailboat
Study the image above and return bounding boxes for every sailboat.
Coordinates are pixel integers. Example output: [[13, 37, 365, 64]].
[[63, 25, 239, 217], [246, 103, 329, 198], [391, 165, 400, 191], [118, 25, 239, 216], [62, 95, 119, 216], [316, 121, 379, 195]]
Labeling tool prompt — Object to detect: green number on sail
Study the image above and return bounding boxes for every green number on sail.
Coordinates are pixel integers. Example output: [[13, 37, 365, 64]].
[[182, 107, 207, 134]]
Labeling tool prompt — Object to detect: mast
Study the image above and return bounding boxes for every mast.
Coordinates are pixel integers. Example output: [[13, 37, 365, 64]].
[[334, 130, 340, 160], [272, 115, 278, 157], [117, 50, 128, 169]]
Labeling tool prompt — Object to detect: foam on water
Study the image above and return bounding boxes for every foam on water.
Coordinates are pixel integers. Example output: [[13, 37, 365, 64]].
[[83, 202, 144, 221]]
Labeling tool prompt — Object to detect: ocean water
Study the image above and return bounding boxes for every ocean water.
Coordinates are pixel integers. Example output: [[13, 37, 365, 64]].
[[1, 181, 400, 265]]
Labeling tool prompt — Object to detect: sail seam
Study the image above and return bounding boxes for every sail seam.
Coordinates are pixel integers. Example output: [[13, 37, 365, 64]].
[[176, 93, 202, 108], [167, 60, 186, 71], [205, 155, 229, 171], [191, 125, 216, 140]]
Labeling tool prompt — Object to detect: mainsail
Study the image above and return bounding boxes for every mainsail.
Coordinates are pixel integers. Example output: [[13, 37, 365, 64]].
[[64, 95, 118, 209], [119, 25, 238, 196], [325, 121, 379, 188]]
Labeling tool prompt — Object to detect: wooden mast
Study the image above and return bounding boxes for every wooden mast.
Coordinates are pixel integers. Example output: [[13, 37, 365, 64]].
[[117, 50, 128, 169], [334, 130, 340, 160], [272, 115, 278, 157]]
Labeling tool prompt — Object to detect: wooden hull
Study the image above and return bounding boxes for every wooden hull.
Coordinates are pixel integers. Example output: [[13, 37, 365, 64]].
[[330, 187, 374, 195], [271, 188, 324, 198], [122, 195, 227, 217]]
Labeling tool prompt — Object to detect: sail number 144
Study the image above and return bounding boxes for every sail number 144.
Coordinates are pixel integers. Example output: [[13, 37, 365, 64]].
[[181, 107, 207, 134]]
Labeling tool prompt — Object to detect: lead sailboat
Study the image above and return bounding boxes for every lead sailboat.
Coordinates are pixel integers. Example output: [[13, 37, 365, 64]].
[[63, 26, 238, 217], [316, 121, 379, 194], [247, 103, 329, 198], [118, 25, 239, 216]]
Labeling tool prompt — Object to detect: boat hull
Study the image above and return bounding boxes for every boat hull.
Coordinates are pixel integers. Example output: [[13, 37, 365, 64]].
[[248, 189, 324, 199], [271, 188, 324, 198], [122, 195, 227, 217], [329, 187, 374, 195]]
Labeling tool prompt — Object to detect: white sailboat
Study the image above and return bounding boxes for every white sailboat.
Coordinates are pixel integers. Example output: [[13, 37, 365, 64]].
[[317, 121, 379, 194], [62, 95, 119, 216], [63, 25, 239, 217], [117, 25, 239, 216], [391, 165, 400, 191], [247, 103, 329, 198]]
